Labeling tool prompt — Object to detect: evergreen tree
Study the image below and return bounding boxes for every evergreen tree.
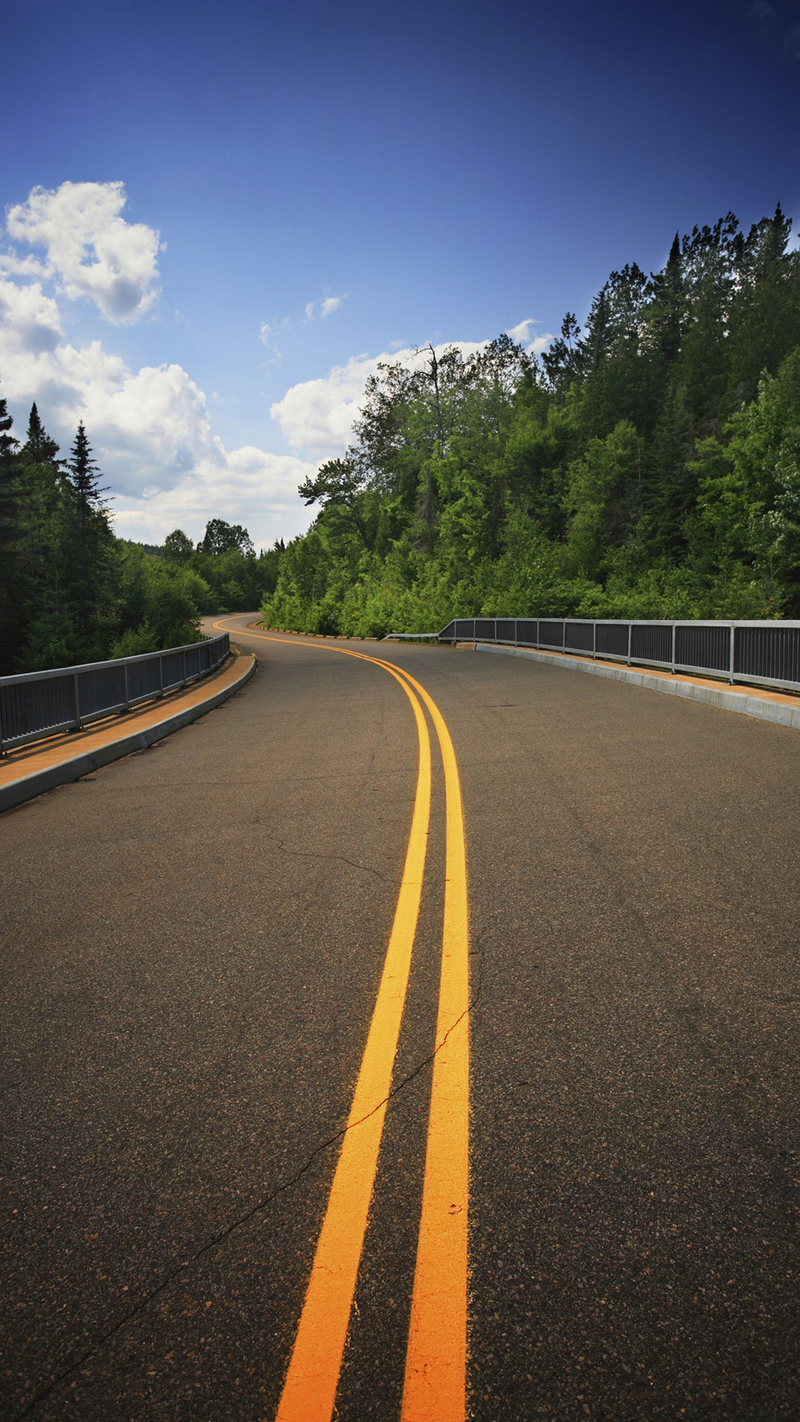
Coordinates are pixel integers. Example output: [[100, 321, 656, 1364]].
[[23, 403, 61, 465], [0, 383, 20, 672], [259, 204, 800, 636], [68, 422, 107, 549], [14, 405, 71, 669], [65, 423, 113, 660]]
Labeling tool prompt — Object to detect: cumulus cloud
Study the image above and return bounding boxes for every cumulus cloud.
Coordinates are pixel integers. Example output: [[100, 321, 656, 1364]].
[[0, 250, 49, 279], [271, 339, 489, 460], [271, 324, 555, 460], [304, 292, 346, 321], [111, 446, 318, 548], [0, 180, 552, 550], [0, 278, 63, 359], [5, 181, 161, 323], [0, 266, 314, 548], [506, 317, 553, 355]]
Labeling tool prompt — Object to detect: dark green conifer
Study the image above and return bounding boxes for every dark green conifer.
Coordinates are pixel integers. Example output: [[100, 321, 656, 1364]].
[[65, 422, 112, 659], [0, 382, 20, 671], [23, 403, 61, 465]]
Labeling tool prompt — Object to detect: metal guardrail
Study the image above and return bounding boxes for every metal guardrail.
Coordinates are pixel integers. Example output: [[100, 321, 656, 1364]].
[[436, 618, 800, 695], [0, 632, 231, 755]]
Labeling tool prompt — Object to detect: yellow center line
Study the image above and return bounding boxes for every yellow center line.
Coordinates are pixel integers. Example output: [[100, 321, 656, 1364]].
[[385, 669, 469, 1422], [213, 622, 470, 1422], [275, 660, 430, 1422]]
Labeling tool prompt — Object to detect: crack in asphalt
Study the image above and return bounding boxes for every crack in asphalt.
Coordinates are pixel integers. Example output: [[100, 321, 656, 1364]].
[[264, 825, 398, 884], [11, 962, 484, 1421]]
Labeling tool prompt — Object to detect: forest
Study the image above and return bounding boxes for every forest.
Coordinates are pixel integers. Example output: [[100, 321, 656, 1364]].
[[262, 207, 800, 638], [0, 402, 283, 676], [2, 205, 799, 675]]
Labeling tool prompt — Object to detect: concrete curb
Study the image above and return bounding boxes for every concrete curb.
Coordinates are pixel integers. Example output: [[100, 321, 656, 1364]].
[[0, 655, 257, 815], [476, 642, 800, 732]]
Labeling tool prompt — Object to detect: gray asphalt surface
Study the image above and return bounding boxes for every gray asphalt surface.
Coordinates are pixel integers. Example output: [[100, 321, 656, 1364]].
[[2, 615, 799, 1420]]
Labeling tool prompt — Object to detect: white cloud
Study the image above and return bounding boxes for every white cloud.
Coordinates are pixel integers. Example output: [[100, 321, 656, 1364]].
[[506, 317, 553, 355], [6, 181, 160, 324], [0, 251, 49, 279], [0, 278, 63, 359], [111, 447, 318, 549], [304, 292, 346, 321], [258, 318, 287, 367], [271, 352, 374, 457], [0, 180, 548, 550], [272, 338, 504, 460], [506, 317, 535, 344], [0, 270, 314, 549]]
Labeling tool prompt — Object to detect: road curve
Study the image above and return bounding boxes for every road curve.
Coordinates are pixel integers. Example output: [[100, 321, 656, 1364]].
[[2, 614, 799, 1420]]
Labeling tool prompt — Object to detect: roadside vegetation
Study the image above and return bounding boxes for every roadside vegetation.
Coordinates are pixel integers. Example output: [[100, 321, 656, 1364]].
[[262, 207, 800, 638], [0, 402, 283, 674], [3, 206, 798, 672]]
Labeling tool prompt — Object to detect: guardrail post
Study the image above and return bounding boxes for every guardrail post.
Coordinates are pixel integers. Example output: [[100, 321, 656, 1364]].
[[627, 623, 632, 666], [562, 621, 566, 652], [0, 631, 233, 756], [730, 624, 736, 684], [592, 621, 597, 660], [671, 623, 677, 674]]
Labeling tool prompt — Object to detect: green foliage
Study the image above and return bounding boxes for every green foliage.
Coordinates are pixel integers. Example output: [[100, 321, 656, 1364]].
[[263, 207, 800, 637], [163, 528, 194, 564], [198, 517, 255, 557], [0, 404, 285, 672]]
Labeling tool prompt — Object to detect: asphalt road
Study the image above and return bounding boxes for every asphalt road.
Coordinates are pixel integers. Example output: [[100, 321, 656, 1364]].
[[2, 615, 800, 1421]]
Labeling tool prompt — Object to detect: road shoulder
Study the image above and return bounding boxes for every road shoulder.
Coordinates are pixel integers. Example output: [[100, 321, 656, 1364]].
[[476, 642, 800, 731], [0, 653, 256, 814]]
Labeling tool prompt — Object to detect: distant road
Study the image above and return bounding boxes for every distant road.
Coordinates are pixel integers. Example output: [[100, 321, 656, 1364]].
[[2, 613, 799, 1420]]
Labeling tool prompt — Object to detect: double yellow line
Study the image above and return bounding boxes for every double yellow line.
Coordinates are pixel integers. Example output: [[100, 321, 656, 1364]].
[[214, 624, 470, 1421]]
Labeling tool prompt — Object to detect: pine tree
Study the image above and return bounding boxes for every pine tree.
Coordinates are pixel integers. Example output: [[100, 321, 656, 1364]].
[[68, 422, 107, 548], [23, 403, 61, 464], [12, 405, 74, 670], [65, 423, 113, 659], [0, 383, 21, 670]]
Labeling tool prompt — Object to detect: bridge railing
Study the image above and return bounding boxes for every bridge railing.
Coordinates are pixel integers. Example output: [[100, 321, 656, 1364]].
[[0, 632, 230, 755], [436, 618, 800, 695]]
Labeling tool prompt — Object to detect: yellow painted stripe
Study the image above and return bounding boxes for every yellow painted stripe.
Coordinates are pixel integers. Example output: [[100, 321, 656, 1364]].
[[378, 666, 469, 1422], [212, 624, 470, 1421], [274, 660, 431, 1422]]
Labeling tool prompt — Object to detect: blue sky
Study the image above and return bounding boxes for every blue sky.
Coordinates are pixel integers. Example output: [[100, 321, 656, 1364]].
[[2, 0, 799, 547]]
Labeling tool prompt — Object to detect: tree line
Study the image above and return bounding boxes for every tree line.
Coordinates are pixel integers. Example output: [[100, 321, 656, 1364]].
[[0, 400, 284, 675], [261, 206, 800, 638]]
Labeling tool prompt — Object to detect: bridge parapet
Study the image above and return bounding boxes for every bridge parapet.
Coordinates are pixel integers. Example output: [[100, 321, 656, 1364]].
[[0, 632, 230, 755], [435, 618, 800, 695]]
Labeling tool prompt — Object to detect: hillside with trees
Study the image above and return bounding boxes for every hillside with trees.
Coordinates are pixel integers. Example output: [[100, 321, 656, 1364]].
[[262, 207, 800, 638], [0, 402, 283, 675]]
